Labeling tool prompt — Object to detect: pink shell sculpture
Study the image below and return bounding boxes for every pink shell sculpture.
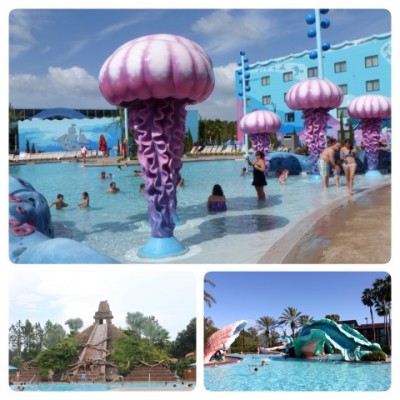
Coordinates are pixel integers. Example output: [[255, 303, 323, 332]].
[[239, 110, 282, 170], [348, 94, 391, 172], [204, 320, 247, 363], [286, 79, 343, 175], [99, 34, 215, 258]]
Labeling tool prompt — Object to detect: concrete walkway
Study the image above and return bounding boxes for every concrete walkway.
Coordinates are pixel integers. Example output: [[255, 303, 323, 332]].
[[281, 185, 391, 264]]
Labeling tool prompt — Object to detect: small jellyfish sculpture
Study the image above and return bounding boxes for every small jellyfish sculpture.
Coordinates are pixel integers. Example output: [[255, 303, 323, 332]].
[[286, 79, 343, 175], [239, 110, 281, 171], [99, 34, 214, 258], [347, 94, 391, 175]]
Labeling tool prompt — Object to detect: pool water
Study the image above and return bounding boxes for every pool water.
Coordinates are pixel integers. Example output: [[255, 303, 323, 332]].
[[9, 159, 390, 263], [204, 354, 391, 391], [10, 381, 194, 391]]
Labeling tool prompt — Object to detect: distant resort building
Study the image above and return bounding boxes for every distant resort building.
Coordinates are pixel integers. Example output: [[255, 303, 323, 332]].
[[235, 32, 391, 146]]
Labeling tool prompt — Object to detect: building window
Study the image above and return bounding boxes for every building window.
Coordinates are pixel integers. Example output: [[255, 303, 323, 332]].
[[334, 61, 347, 73], [307, 67, 318, 78], [246, 98, 251, 108], [262, 95, 271, 105], [337, 107, 349, 119], [366, 79, 380, 92], [285, 112, 295, 122], [284, 92, 287, 102], [261, 76, 270, 86], [365, 55, 379, 68], [338, 84, 348, 95], [283, 72, 293, 82]]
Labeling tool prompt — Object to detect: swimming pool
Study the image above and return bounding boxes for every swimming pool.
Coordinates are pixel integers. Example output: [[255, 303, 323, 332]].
[[204, 354, 391, 391], [9, 159, 390, 263], [10, 381, 194, 391]]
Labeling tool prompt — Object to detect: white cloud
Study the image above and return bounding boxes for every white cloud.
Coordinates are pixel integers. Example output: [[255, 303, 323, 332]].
[[9, 66, 110, 109], [190, 62, 237, 121], [10, 63, 238, 120], [192, 10, 277, 55]]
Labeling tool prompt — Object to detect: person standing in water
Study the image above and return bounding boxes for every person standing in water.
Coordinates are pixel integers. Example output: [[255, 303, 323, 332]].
[[246, 150, 267, 200]]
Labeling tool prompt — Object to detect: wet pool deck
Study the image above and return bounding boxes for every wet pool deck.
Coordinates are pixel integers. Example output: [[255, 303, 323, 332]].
[[261, 184, 391, 264]]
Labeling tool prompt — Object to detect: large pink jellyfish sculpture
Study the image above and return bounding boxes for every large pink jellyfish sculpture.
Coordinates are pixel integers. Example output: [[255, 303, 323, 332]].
[[204, 320, 247, 363], [347, 94, 391, 176], [239, 110, 281, 170], [99, 34, 214, 258], [285, 79, 343, 176]]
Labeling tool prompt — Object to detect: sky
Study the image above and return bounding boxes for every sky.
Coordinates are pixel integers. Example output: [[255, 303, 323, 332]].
[[204, 271, 390, 332], [8, 7, 392, 121], [9, 268, 196, 340]]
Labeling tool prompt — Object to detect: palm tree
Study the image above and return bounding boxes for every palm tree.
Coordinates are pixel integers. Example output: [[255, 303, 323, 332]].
[[324, 314, 340, 323], [279, 307, 302, 338], [372, 275, 391, 347], [204, 278, 216, 308], [298, 315, 314, 327], [256, 316, 279, 348], [361, 287, 376, 342]]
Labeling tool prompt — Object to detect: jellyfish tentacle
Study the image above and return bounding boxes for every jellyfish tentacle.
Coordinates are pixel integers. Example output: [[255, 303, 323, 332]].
[[303, 108, 330, 175], [361, 118, 381, 171], [130, 98, 188, 238]]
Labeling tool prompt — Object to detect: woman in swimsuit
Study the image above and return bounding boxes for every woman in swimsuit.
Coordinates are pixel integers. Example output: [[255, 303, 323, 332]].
[[207, 184, 227, 212], [340, 139, 358, 195], [246, 150, 267, 200]]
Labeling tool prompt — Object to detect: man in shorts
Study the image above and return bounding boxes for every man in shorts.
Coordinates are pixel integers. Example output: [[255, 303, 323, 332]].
[[318, 140, 341, 188]]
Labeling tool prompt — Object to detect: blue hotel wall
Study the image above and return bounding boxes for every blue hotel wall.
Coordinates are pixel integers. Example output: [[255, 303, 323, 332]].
[[236, 33, 391, 144]]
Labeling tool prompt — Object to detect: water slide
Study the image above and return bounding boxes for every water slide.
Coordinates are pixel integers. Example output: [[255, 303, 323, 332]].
[[292, 318, 383, 361]]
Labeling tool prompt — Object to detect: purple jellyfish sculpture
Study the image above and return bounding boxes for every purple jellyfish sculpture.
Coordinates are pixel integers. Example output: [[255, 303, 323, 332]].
[[347, 94, 391, 176], [99, 34, 215, 258], [239, 110, 281, 171], [286, 79, 343, 176]]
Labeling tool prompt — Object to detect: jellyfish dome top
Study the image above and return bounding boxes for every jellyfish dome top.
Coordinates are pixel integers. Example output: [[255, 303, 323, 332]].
[[239, 110, 281, 134], [286, 79, 343, 176], [239, 110, 281, 169], [99, 34, 215, 258], [347, 94, 391, 119], [348, 94, 391, 176]]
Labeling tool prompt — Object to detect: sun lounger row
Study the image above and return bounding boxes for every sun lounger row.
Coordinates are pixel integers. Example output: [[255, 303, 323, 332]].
[[189, 145, 245, 156], [9, 150, 98, 162]]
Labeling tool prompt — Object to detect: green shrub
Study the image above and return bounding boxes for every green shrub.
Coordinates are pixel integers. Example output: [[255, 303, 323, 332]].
[[362, 350, 387, 362]]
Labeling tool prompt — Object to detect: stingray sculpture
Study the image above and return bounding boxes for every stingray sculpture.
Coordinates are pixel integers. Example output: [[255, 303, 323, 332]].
[[99, 34, 215, 258], [239, 110, 281, 170], [285, 79, 343, 176], [204, 320, 247, 363], [347, 94, 391, 176]]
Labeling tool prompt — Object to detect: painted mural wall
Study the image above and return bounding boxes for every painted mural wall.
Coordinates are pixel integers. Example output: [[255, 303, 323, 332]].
[[18, 110, 199, 154], [18, 117, 121, 154]]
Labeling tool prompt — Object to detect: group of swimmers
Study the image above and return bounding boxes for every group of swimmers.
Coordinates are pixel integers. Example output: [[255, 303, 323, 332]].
[[49, 192, 89, 209]]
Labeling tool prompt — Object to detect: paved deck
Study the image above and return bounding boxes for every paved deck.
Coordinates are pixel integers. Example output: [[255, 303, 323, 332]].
[[279, 185, 391, 264]]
